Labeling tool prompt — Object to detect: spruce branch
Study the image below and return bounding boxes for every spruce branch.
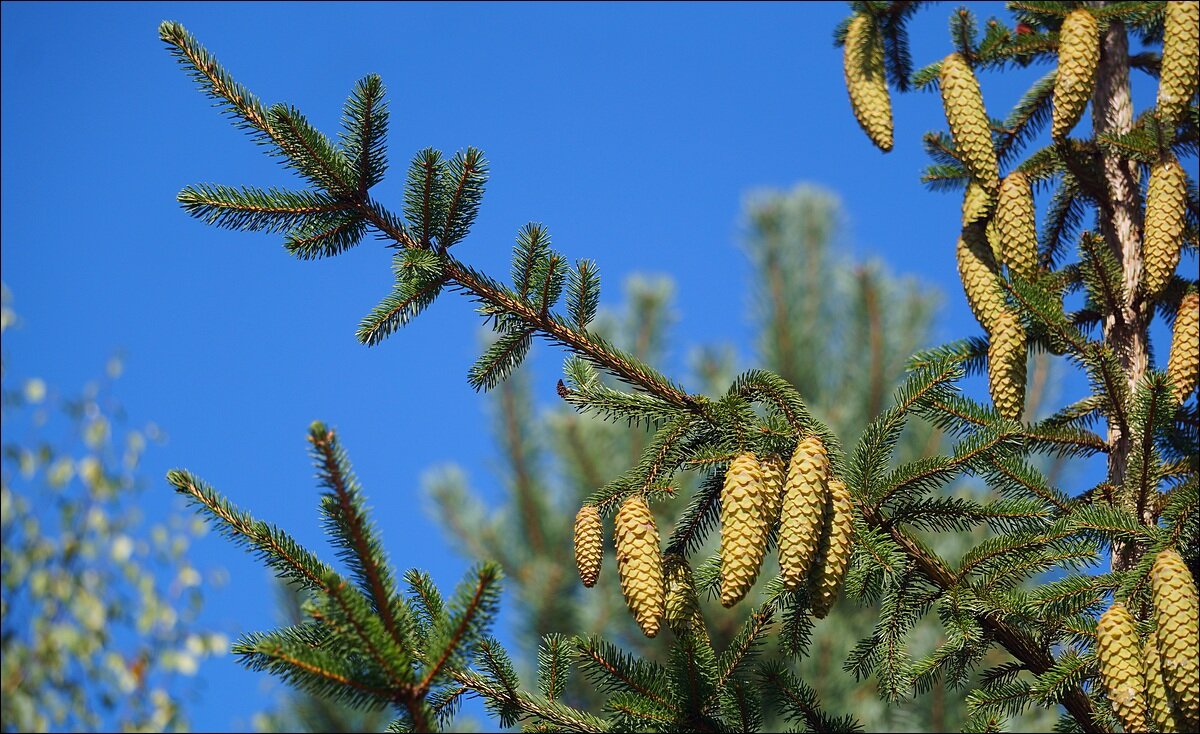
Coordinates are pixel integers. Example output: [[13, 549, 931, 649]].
[[341, 74, 389, 196], [309, 422, 404, 647]]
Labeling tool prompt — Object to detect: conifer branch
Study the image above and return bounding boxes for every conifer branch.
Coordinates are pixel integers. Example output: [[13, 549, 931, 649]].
[[574, 637, 678, 713], [418, 564, 500, 692], [309, 424, 403, 647], [451, 669, 606, 732]]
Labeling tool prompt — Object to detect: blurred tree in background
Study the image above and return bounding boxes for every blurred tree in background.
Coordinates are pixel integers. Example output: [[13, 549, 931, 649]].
[[426, 186, 1055, 730], [0, 285, 226, 732]]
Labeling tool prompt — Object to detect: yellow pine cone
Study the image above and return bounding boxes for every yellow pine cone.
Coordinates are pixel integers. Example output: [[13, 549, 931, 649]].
[[1144, 157, 1187, 299], [1168, 293, 1199, 404], [810, 478, 854, 619], [1146, 624, 1180, 733], [760, 455, 786, 534], [614, 495, 665, 638], [664, 553, 706, 638], [1052, 8, 1100, 139], [988, 309, 1027, 421], [1151, 549, 1200, 729], [844, 13, 894, 152], [1158, 0, 1200, 134], [1097, 602, 1148, 734], [996, 173, 1038, 281], [779, 436, 830, 591], [940, 53, 999, 191], [962, 178, 995, 227], [720, 452, 771, 607], [985, 217, 1003, 264], [573, 505, 603, 588], [957, 223, 1006, 332]]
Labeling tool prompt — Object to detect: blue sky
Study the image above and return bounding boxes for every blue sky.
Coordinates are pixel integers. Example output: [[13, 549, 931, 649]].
[[0, 1, 1186, 731]]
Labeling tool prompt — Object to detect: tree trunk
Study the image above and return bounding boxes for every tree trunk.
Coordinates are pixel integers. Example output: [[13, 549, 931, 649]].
[[1090, 10, 1151, 572]]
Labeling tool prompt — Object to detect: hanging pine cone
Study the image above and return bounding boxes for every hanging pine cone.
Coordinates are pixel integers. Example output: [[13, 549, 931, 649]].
[[939, 53, 999, 192], [760, 455, 786, 534], [988, 308, 1027, 421], [962, 178, 995, 227], [996, 172, 1038, 281], [1052, 8, 1100, 139], [664, 553, 706, 638], [957, 223, 1006, 332], [779, 436, 830, 591], [1097, 602, 1148, 734], [1158, 0, 1200, 136], [985, 217, 1004, 264], [1145, 624, 1180, 734], [614, 495, 665, 638], [1143, 156, 1186, 299], [573, 505, 603, 588], [1168, 293, 1199, 404], [720, 452, 771, 607], [844, 13, 893, 152], [810, 478, 854, 619], [1151, 549, 1200, 729]]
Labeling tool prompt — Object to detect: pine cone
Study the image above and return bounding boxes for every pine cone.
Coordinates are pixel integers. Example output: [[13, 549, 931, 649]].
[[760, 455, 786, 534], [844, 13, 893, 152], [810, 478, 854, 619], [1168, 293, 1199, 404], [1097, 602, 1148, 734], [721, 452, 771, 607], [615, 495, 665, 638], [985, 217, 1004, 264], [664, 553, 705, 638], [779, 436, 830, 591], [1146, 624, 1180, 734], [1151, 549, 1200, 729], [1158, 0, 1200, 135], [962, 178, 995, 227], [573, 505, 603, 588], [940, 53, 998, 192], [1144, 156, 1187, 299], [988, 308, 1027, 421], [957, 223, 1006, 332], [996, 172, 1038, 281], [1052, 8, 1100, 139]]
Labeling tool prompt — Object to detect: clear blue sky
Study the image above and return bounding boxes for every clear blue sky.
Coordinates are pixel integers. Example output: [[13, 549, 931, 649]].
[[0, 2, 1182, 731]]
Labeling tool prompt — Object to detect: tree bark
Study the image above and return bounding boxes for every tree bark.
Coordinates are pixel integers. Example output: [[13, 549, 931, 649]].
[[1091, 13, 1151, 571]]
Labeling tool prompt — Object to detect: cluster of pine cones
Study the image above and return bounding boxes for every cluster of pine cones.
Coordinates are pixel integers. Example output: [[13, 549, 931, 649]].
[[844, 3, 1199, 415], [1096, 550, 1198, 733], [573, 436, 853, 637]]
